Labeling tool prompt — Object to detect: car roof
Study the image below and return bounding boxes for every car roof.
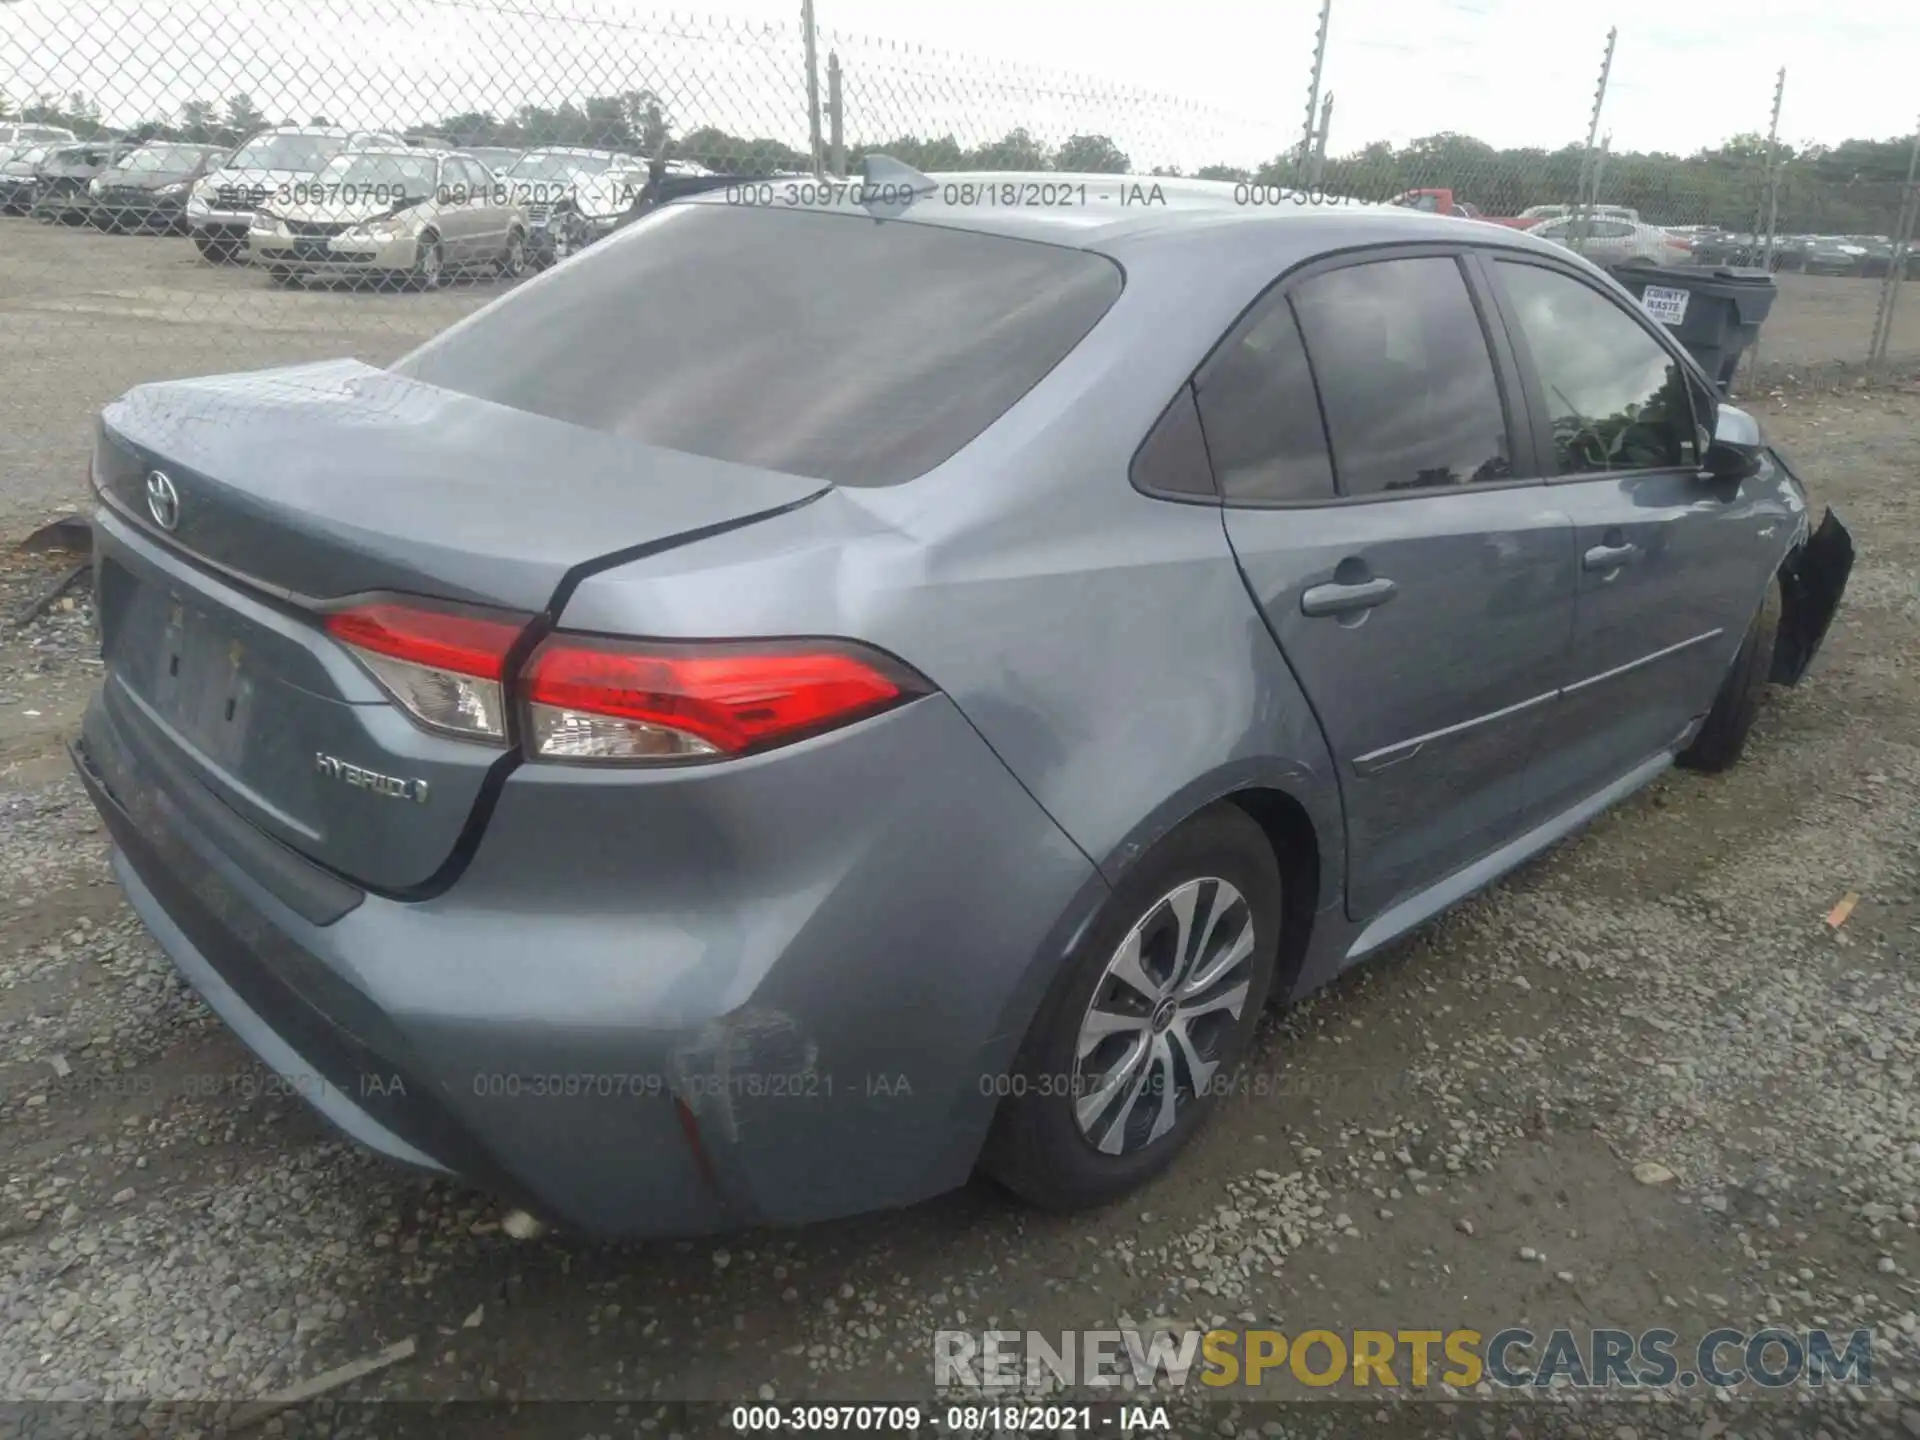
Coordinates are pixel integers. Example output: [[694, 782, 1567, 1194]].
[[674, 167, 1566, 264]]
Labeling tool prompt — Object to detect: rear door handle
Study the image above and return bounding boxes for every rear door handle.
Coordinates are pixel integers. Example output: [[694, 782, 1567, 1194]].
[[1301, 576, 1398, 617], [1583, 542, 1638, 571]]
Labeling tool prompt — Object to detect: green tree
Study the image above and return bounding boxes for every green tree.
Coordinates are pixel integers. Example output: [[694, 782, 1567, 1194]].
[[968, 127, 1049, 170], [178, 99, 218, 141], [677, 124, 807, 173], [1055, 133, 1130, 173], [620, 89, 670, 156], [224, 93, 267, 138]]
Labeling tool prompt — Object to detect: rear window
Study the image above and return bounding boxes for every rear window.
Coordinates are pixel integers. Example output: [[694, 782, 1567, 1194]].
[[391, 204, 1124, 486]]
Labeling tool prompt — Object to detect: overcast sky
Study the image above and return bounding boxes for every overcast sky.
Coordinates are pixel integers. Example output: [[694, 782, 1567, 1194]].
[[5, 0, 1915, 170]]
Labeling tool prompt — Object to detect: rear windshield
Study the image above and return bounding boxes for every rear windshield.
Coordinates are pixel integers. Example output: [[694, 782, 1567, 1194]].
[[229, 133, 345, 171], [392, 204, 1123, 486]]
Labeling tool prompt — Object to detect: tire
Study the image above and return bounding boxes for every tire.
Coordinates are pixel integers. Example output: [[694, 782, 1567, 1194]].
[[1678, 579, 1782, 774], [981, 803, 1282, 1211], [410, 234, 444, 290], [497, 226, 526, 279], [193, 233, 236, 264], [264, 266, 297, 287]]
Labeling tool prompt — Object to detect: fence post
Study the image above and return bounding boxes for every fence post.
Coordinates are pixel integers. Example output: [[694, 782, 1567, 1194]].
[[1299, 0, 1331, 181], [1736, 67, 1788, 392], [1570, 27, 1616, 255], [1757, 67, 1785, 271], [827, 51, 844, 176], [1868, 118, 1920, 366], [801, 0, 824, 178]]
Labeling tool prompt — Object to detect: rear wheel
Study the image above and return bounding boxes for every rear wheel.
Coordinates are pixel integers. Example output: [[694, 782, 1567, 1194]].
[[982, 804, 1282, 1211], [1678, 579, 1782, 773]]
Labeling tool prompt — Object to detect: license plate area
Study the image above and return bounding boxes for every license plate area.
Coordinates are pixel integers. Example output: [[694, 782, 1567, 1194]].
[[292, 238, 334, 261], [146, 592, 260, 767]]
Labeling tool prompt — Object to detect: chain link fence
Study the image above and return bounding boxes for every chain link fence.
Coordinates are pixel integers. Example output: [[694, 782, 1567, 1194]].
[[2, 0, 1917, 376]]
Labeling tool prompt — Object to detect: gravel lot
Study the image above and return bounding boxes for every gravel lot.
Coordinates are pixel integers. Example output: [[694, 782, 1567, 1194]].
[[3, 213, 1920, 1436]]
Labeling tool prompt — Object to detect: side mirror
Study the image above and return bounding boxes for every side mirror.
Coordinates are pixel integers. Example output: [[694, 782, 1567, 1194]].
[[1701, 401, 1765, 483]]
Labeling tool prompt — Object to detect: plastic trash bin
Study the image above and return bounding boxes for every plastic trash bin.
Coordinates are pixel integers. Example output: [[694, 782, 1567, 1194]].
[[1607, 262, 1777, 395]]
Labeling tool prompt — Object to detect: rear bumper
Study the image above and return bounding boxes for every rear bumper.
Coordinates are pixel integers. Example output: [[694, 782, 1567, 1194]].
[[92, 196, 187, 226], [75, 672, 1101, 1238]]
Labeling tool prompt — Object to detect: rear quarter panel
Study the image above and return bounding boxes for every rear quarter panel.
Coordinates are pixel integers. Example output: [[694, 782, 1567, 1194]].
[[557, 226, 1353, 921]]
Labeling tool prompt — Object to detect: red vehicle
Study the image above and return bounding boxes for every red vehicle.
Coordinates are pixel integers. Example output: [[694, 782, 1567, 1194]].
[[1391, 188, 1539, 230]]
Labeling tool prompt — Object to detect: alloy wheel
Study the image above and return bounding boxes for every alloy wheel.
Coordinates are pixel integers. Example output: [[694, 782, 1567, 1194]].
[[1072, 876, 1255, 1156]]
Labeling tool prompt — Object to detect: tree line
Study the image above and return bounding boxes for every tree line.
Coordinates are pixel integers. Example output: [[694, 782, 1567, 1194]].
[[6, 86, 1913, 234]]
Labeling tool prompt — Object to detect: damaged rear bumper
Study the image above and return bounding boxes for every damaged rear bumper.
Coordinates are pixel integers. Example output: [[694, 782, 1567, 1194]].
[[1772, 506, 1854, 685], [72, 677, 1098, 1238]]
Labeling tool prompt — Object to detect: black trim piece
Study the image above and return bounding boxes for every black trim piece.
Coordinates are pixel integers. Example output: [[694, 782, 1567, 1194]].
[[1772, 507, 1854, 685]]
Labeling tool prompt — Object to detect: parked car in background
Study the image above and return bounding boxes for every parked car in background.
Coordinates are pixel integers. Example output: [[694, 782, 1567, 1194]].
[[1529, 213, 1688, 265], [1804, 236, 1870, 276], [1390, 187, 1537, 229], [0, 144, 53, 214], [73, 167, 1850, 1236], [30, 140, 141, 223], [1520, 203, 1643, 226], [187, 125, 409, 262], [0, 122, 78, 155], [493, 147, 647, 266], [463, 146, 525, 176], [88, 141, 230, 232], [247, 148, 526, 288]]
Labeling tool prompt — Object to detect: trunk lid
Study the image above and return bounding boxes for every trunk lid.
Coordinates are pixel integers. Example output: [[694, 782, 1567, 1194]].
[[92, 359, 828, 893]]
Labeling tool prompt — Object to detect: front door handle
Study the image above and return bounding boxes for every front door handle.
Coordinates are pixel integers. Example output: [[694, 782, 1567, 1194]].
[[1583, 542, 1638, 571], [1301, 576, 1398, 617]]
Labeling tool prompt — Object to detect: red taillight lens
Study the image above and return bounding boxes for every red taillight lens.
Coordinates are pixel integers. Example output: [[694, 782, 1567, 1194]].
[[520, 637, 930, 763], [324, 600, 531, 742]]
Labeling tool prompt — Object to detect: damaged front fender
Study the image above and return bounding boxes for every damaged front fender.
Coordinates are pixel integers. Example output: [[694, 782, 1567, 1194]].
[[1772, 507, 1854, 685]]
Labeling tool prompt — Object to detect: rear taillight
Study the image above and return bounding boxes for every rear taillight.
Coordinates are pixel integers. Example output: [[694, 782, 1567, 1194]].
[[520, 636, 929, 763], [324, 600, 531, 742]]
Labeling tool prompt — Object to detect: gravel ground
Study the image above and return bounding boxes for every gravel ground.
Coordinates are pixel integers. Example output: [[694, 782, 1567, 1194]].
[[3, 214, 1920, 1437]]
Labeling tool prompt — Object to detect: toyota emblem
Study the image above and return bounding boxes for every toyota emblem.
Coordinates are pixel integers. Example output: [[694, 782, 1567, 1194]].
[[145, 470, 180, 531]]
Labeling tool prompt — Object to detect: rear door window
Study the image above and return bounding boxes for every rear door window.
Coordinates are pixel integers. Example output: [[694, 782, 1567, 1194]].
[[1191, 292, 1335, 504], [393, 205, 1123, 486], [1289, 255, 1515, 496]]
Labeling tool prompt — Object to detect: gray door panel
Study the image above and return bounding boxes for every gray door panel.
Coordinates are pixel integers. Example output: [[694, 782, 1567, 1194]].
[[1207, 250, 1573, 924], [1482, 255, 1766, 813], [1530, 472, 1772, 816], [1228, 492, 1573, 921]]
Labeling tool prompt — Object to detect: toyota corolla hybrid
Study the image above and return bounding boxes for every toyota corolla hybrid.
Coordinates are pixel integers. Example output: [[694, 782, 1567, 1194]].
[[75, 163, 1851, 1237]]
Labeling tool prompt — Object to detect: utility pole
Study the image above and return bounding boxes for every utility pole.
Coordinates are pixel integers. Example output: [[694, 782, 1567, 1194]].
[[801, 0, 823, 178], [1570, 27, 1616, 254], [1299, 0, 1331, 180], [1310, 91, 1333, 187]]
